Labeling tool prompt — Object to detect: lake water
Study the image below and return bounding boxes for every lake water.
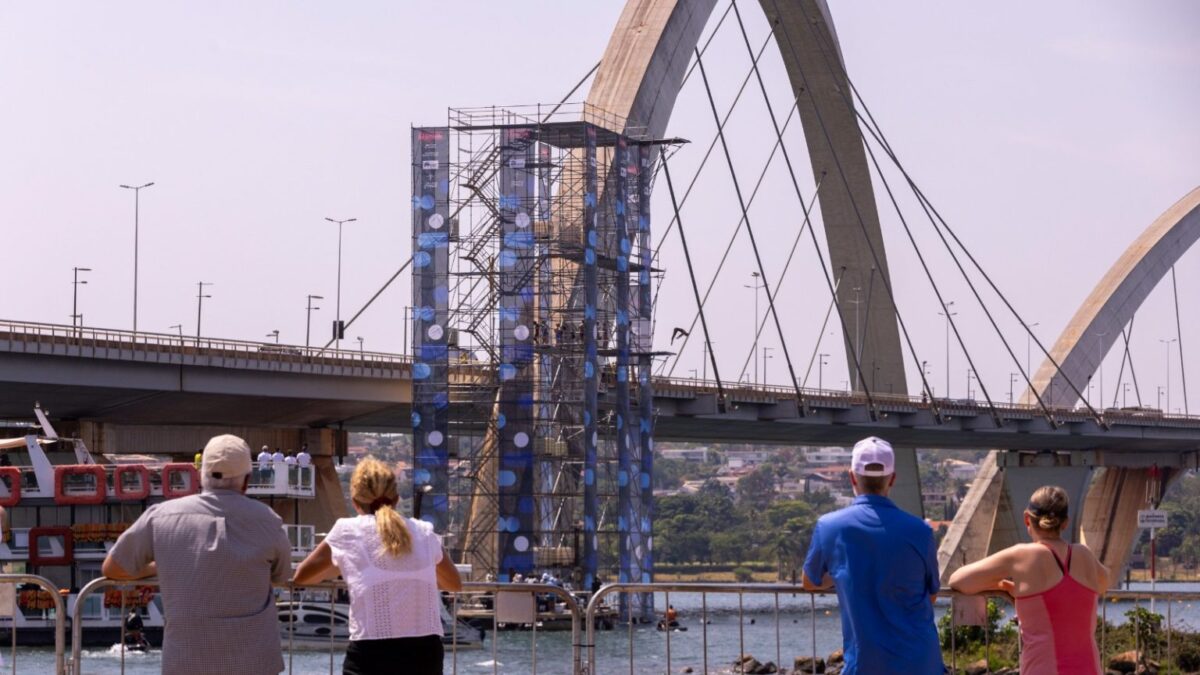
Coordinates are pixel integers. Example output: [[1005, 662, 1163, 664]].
[[18, 583, 1200, 674]]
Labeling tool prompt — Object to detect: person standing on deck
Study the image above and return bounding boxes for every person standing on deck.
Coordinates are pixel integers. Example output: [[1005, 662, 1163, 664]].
[[801, 436, 943, 675], [949, 486, 1107, 674], [103, 434, 291, 675]]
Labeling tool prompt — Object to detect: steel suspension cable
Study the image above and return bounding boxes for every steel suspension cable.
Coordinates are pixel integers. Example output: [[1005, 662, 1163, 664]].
[[1172, 266, 1189, 414], [727, 0, 885, 405], [758, 0, 937, 410], [735, 177, 825, 383], [789, 0, 1082, 422], [694, 46, 806, 410], [661, 93, 805, 376], [661, 153, 726, 406]]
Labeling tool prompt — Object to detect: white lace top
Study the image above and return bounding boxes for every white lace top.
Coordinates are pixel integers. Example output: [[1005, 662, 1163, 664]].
[[325, 514, 444, 640]]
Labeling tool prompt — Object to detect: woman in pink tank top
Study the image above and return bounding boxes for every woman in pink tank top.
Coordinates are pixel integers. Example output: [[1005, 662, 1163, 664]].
[[949, 486, 1110, 674]]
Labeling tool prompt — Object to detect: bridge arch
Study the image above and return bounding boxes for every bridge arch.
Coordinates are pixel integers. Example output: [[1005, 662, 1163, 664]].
[[941, 186, 1200, 580], [586, 0, 923, 513]]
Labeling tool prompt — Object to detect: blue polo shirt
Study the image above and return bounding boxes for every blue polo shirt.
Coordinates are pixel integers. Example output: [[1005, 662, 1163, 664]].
[[803, 494, 943, 675]]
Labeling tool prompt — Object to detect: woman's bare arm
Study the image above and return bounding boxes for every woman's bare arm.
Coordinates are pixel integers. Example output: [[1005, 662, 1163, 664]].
[[436, 546, 463, 592], [948, 547, 1018, 595], [292, 541, 340, 586]]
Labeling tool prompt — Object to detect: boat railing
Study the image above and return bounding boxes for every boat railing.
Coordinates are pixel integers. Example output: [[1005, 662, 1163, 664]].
[[0, 462, 315, 502], [0, 573, 67, 675], [67, 578, 582, 675]]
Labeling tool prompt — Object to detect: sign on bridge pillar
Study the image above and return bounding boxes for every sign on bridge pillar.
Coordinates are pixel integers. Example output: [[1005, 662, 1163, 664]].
[[410, 127, 451, 532]]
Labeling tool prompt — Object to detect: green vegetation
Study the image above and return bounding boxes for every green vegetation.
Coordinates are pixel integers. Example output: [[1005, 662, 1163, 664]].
[[655, 478, 834, 577]]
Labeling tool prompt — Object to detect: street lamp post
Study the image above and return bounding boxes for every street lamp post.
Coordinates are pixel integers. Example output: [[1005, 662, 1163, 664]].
[[325, 217, 357, 349], [743, 272, 764, 385], [938, 302, 957, 398], [169, 324, 183, 339], [966, 369, 976, 401], [762, 347, 774, 385], [267, 330, 280, 344], [1161, 338, 1178, 412], [1123, 382, 1130, 408], [357, 336, 365, 358], [119, 182, 154, 335], [1158, 385, 1165, 410], [71, 267, 92, 332], [1026, 322, 1040, 386], [305, 294, 324, 349], [195, 282, 213, 340], [1010, 373, 1019, 404], [818, 353, 830, 391]]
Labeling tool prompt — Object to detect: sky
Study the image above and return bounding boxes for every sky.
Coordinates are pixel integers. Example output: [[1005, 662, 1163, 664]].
[[1, 2, 1198, 409]]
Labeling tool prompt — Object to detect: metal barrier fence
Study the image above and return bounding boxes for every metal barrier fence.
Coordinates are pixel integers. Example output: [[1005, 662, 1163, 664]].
[[67, 579, 581, 675], [0, 574, 67, 675], [583, 583, 1200, 675]]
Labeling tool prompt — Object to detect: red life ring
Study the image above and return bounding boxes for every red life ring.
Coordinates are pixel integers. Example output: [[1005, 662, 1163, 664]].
[[113, 465, 151, 501], [162, 463, 200, 499], [53, 465, 107, 505], [28, 527, 73, 567], [0, 466, 21, 507]]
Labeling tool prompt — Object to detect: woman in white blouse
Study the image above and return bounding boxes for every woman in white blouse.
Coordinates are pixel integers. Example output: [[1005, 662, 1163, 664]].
[[294, 457, 462, 675]]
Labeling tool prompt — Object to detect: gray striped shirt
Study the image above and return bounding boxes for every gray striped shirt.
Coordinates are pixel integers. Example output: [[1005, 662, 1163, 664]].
[[109, 489, 291, 675]]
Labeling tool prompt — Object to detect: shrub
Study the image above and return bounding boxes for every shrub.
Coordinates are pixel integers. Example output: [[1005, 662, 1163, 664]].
[[732, 566, 754, 583]]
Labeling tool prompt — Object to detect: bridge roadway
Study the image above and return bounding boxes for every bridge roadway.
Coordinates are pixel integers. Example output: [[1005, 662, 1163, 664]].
[[4, 320, 1200, 454]]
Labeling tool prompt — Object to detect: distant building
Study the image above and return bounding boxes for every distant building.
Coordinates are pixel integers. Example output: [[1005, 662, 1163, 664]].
[[660, 446, 712, 463], [726, 449, 773, 469], [803, 446, 853, 465], [942, 459, 978, 482]]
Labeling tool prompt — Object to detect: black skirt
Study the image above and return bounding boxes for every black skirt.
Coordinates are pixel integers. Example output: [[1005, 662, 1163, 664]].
[[342, 634, 444, 675]]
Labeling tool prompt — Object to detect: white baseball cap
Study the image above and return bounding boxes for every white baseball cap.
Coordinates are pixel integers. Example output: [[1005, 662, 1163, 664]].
[[202, 434, 253, 479], [851, 436, 895, 476]]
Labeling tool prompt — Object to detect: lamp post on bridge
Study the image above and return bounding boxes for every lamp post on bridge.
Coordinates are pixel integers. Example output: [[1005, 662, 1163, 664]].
[[357, 336, 365, 359], [819, 353, 830, 391], [325, 216, 357, 350], [762, 347, 774, 385], [1157, 385, 1165, 411], [119, 181, 154, 337], [1161, 338, 1178, 413], [266, 330, 280, 344], [71, 266, 91, 333], [966, 369, 976, 401], [305, 294, 324, 349], [744, 272, 765, 385], [195, 282, 213, 340], [169, 324, 183, 339], [1123, 381, 1130, 408], [1026, 322, 1040, 386], [938, 302, 957, 398], [1010, 373, 1019, 404]]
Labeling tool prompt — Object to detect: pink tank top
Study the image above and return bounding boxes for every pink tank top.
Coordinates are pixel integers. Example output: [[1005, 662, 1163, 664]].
[[1014, 543, 1101, 674]]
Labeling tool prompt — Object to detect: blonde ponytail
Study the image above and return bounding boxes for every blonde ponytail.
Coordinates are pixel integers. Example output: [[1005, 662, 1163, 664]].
[[351, 457, 412, 556]]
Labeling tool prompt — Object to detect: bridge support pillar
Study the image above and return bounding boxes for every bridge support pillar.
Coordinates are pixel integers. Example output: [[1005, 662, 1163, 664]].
[[942, 449, 1197, 587], [940, 450, 1095, 583]]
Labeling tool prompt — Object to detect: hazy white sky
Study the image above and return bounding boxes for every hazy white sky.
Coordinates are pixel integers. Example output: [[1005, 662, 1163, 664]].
[[1, 2, 1197, 407]]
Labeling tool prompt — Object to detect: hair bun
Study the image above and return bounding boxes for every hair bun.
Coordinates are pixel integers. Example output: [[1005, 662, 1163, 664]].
[[1037, 515, 1061, 530]]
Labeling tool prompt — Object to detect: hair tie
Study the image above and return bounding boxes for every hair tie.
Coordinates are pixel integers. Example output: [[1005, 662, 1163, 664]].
[[368, 497, 395, 514]]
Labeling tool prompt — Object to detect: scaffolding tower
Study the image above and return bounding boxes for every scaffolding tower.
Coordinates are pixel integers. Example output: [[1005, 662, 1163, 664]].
[[410, 104, 661, 619]]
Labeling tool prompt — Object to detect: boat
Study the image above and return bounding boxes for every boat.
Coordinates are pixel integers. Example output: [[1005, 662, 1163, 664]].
[[456, 595, 618, 632], [277, 595, 485, 650], [0, 406, 318, 647]]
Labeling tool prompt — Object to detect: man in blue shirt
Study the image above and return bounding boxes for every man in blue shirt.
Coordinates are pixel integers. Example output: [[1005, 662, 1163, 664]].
[[802, 436, 943, 674]]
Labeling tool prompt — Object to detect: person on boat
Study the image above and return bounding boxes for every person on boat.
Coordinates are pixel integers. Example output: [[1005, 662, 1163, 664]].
[[294, 457, 462, 675], [665, 605, 678, 624], [257, 445, 272, 483], [949, 485, 1108, 674], [104, 434, 292, 675], [801, 436, 943, 675], [124, 608, 146, 649]]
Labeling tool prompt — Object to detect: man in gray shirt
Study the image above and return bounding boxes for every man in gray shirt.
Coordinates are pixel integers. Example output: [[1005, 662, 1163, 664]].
[[104, 434, 291, 675]]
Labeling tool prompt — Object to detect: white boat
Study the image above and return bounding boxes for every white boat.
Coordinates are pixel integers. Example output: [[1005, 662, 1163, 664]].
[[277, 597, 485, 651]]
